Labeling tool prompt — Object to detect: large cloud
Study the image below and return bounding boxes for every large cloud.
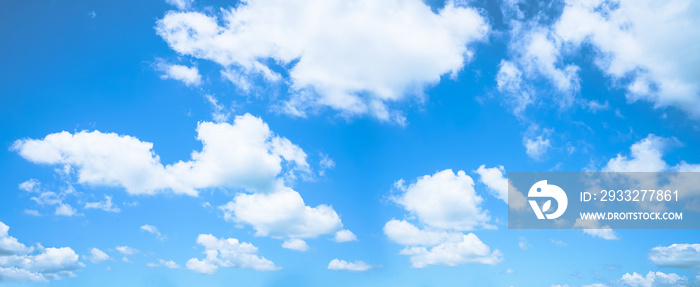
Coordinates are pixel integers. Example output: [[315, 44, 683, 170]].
[[186, 234, 278, 274], [219, 184, 343, 240], [155, 0, 489, 123], [0, 221, 82, 282], [648, 244, 700, 269], [12, 113, 309, 196], [390, 169, 491, 231], [620, 271, 689, 287], [501, 0, 700, 118], [384, 169, 502, 268]]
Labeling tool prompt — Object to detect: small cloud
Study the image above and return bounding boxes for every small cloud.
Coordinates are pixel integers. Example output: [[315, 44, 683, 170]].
[[89, 248, 110, 263], [155, 59, 202, 87], [24, 209, 41, 216], [116, 246, 139, 255], [334, 229, 357, 243], [140, 224, 166, 241], [327, 259, 373, 272], [550, 239, 567, 247], [88, 11, 97, 18], [55, 203, 78, 217], [165, 0, 194, 10], [84, 195, 120, 213], [518, 237, 530, 250], [281, 239, 309, 252], [318, 153, 335, 176], [147, 259, 180, 269], [505, 268, 515, 274]]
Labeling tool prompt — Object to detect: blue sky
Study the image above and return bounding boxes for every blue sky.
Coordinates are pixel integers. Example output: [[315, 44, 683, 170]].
[[1, 0, 700, 286]]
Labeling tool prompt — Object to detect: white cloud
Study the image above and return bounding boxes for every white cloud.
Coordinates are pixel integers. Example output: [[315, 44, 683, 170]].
[[603, 134, 668, 172], [156, 60, 202, 87], [399, 233, 503, 268], [140, 224, 166, 241], [281, 239, 308, 252], [219, 184, 342, 239], [327, 259, 372, 272], [24, 210, 41, 217], [574, 219, 619, 240], [518, 237, 529, 251], [620, 271, 688, 287], [502, 0, 700, 118], [475, 165, 515, 204], [156, 0, 488, 122], [390, 169, 491, 231], [384, 170, 501, 268], [555, 0, 700, 118], [165, 0, 194, 10], [524, 135, 551, 161], [204, 94, 231, 123], [318, 153, 335, 176], [148, 259, 180, 269], [0, 222, 82, 282], [88, 248, 110, 263], [115, 246, 139, 255], [648, 244, 700, 269], [13, 113, 309, 196], [84, 195, 120, 213], [496, 60, 532, 116], [333, 229, 357, 243], [186, 234, 278, 274], [0, 222, 33, 255], [384, 219, 459, 247], [55, 203, 78, 217]]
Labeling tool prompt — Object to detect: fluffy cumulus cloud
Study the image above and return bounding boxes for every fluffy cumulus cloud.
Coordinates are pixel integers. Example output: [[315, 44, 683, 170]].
[[156, 0, 489, 123], [219, 184, 343, 241], [186, 234, 278, 274], [501, 0, 700, 118], [620, 271, 688, 287], [648, 244, 700, 269], [0, 221, 82, 282], [384, 169, 502, 268], [603, 134, 669, 172], [398, 233, 503, 268], [333, 229, 357, 243], [12, 113, 309, 196], [0, 222, 33, 255], [390, 169, 491, 231], [281, 239, 308, 252], [327, 259, 373, 272]]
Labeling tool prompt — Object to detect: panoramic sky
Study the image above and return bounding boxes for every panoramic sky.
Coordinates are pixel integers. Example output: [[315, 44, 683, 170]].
[[1, 0, 700, 286]]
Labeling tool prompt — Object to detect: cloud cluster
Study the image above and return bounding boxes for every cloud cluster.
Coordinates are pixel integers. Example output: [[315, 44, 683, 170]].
[[500, 0, 700, 118], [0, 221, 82, 282], [648, 244, 700, 269], [186, 234, 278, 274], [156, 0, 489, 123], [13, 113, 309, 196], [384, 169, 502, 268]]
